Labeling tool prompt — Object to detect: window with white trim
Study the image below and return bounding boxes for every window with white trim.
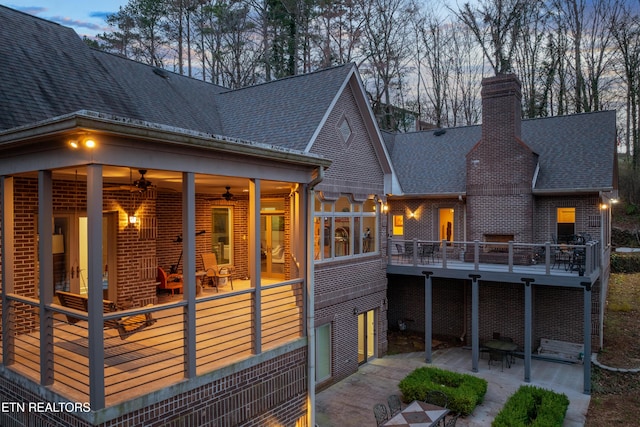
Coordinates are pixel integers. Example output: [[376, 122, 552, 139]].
[[313, 194, 378, 261]]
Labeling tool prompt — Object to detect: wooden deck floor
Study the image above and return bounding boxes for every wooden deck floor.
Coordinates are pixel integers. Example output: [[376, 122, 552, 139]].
[[2, 279, 302, 407]]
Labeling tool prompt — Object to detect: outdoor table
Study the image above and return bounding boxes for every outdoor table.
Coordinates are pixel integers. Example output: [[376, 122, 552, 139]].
[[483, 339, 517, 368], [382, 400, 448, 426]]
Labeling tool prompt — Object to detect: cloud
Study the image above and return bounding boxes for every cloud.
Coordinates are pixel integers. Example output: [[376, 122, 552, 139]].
[[90, 11, 114, 20], [13, 6, 47, 16], [49, 15, 103, 31]]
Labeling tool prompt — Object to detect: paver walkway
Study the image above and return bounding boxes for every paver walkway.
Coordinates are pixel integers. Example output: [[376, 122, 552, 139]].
[[315, 347, 590, 426]]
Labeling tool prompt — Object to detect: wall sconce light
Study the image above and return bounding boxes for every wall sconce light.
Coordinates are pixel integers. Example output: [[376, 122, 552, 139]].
[[382, 203, 389, 213], [408, 211, 415, 219], [68, 135, 97, 149], [129, 215, 138, 225], [353, 307, 359, 316], [382, 298, 388, 310], [600, 203, 608, 210]]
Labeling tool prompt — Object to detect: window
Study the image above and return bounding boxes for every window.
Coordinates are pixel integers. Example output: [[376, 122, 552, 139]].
[[211, 207, 233, 265], [315, 323, 332, 383], [313, 194, 378, 261], [557, 207, 575, 243]]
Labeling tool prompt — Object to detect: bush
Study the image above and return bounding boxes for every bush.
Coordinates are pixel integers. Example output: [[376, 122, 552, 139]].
[[492, 385, 569, 427], [398, 367, 487, 416], [610, 252, 640, 273]]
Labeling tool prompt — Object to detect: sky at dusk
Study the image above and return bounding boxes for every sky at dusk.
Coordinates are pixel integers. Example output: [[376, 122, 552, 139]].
[[3, 1, 125, 38]]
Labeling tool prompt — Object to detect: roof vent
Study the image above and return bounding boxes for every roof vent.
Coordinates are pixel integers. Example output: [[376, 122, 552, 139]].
[[153, 67, 170, 79], [434, 129, 446, 136]]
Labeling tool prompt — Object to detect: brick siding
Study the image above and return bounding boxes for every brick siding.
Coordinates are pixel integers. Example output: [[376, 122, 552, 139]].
[[0, 348, 309, 427]]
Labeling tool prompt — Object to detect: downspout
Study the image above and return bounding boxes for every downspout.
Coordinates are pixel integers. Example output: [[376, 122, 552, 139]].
[[307, 166, 324, 427]]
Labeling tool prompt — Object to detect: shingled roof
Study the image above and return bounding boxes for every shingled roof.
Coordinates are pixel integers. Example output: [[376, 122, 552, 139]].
[[384, 110, 617, 195], [215, 65, 355, 152], [0, 5, 354, 155]]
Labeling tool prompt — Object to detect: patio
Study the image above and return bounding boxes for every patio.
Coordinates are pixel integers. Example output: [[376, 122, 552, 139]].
[[315, 347, 590, 426]]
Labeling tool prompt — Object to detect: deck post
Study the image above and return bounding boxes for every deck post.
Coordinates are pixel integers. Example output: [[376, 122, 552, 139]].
[[1, 177, 15, 365], [183, 172, 197, 379], [582, 281, 592, 395], [38, 170, 54, 386], [87, 164, 105, 410], [469, 274, 481, 372], [250, 179, 262, 353], [422, 271, 433, 363], [521, 278, 535, 383], [473, 240, 480, 270]]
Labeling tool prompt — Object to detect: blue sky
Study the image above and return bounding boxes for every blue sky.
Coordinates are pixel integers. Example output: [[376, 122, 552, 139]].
[[3, 1, 125, 38]]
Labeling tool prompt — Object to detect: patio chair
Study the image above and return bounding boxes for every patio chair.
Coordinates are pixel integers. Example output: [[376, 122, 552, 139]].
[[373, 403, 389, 426], [419, 243, 436, 263], [201, 252, 234, 292], [444, 413, 460, 426], [424, 390, 448, 408], [387, 394, 402, 416], [499, 336, 516, 366], [156, 266, 183, 295]]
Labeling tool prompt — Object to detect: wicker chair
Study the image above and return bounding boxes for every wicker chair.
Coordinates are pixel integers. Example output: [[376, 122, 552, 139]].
[[387, 394, 402, 416], [373, 403, 389, 426]]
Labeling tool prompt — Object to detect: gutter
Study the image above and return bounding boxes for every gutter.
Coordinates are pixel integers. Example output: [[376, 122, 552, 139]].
[[0, 110, 332, 169]]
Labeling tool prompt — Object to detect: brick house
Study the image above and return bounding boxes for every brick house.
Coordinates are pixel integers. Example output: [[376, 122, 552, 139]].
[[383, 74, 617, 394], [0, 6, 392, 426]]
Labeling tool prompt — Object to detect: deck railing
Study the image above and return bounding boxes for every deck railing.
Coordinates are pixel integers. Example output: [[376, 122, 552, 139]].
[[0, 280, 304, 408], [388, 238, 601, 278]]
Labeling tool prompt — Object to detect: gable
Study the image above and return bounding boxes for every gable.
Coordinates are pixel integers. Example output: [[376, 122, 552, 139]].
[[310, 82, 386, 196]]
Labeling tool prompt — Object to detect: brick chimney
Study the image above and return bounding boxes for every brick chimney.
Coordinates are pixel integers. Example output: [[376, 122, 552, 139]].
[[465, 74, 538, 243]]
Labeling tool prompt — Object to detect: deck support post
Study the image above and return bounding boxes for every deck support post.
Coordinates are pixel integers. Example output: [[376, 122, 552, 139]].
[[422, 271, 433, 363], [469, 274, 481, 372], [521, 278, 535, 383], [582, 281, 592, 395]]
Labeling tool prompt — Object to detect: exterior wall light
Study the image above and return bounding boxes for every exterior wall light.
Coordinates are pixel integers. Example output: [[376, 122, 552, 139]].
[[129, 215, 138, 225]]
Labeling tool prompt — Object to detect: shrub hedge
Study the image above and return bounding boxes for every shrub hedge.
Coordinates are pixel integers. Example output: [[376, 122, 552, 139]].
[[492, 385, 569, 427], [398, 367, 487, 416], [610, 252, 640, 273]]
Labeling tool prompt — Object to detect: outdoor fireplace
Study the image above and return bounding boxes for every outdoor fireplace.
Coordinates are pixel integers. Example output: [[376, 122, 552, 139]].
[[484, 234, 514, 253]]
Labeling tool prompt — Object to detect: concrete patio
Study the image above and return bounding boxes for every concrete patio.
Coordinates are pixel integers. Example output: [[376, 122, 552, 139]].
[[315, 347, 590, 426]]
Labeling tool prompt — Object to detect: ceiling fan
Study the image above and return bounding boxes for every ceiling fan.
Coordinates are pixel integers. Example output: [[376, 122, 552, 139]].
[[105, 169, 154, 192], [207, 186, 234, 201]]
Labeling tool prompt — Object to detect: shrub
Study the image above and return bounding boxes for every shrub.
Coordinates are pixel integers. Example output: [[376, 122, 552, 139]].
[[610, 252, 640, 273], [398, 367, 487, 416], [492, 385, 569, 427]]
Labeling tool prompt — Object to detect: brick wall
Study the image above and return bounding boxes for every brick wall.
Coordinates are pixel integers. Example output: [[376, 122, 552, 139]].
[[311, 83, 389, 388], [387, 275, 601, 351], [0, 348, 309, 427]]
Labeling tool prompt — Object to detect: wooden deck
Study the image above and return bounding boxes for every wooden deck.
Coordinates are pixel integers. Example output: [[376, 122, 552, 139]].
[[1, 279, 303, 407]]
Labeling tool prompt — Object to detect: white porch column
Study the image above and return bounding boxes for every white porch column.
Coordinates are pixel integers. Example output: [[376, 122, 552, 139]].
[[38, 170, 54, 386], [86, 164, 105, 410], [249, 179, 261, 353], [183, 172, 197, 378], [1, 176, 15, 364]]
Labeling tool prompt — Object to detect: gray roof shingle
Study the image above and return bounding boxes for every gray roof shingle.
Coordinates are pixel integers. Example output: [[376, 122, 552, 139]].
[[215, 64, 354, 152], [385, 111, 617, 194]]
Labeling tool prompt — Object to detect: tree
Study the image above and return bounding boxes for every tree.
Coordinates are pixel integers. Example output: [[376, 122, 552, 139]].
[[611, 2, 640, 167], [358, 0, 417, 131], [454, 0, 528, 75]]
